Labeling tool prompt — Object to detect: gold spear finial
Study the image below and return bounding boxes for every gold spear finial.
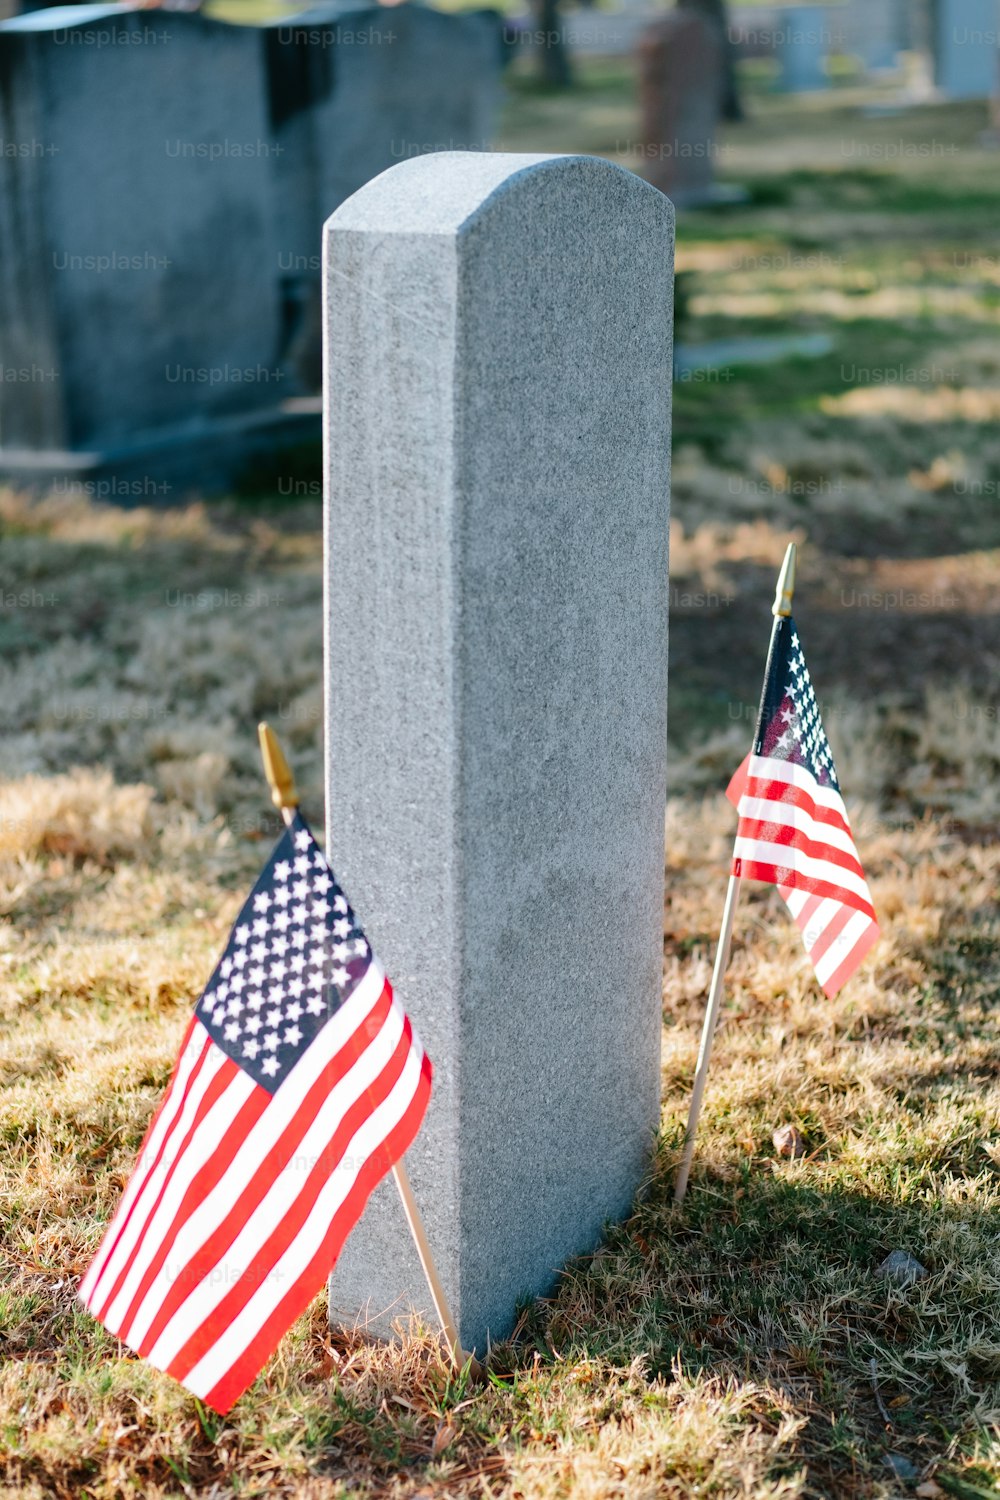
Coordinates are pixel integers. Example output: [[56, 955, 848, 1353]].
[[772, 542, 796, 618], [258, 721, 300, 812]]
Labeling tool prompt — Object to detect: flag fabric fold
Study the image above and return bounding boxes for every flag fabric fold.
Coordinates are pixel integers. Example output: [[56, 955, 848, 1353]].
[[80, 812, 431, 1413], [726, 614, 879, 997]]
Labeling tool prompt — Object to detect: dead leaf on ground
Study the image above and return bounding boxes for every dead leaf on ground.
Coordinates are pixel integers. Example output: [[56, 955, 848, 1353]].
[[432, 1422, 458, 1456], [772, 1124, 807, 1158]]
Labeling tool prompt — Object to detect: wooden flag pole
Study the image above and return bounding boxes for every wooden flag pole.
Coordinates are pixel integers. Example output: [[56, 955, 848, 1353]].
[[385, 1157, 470, 1375], [674, 543, 797, 1206], [257, 722, 478, 1378], [673, 872, 741, 1205]]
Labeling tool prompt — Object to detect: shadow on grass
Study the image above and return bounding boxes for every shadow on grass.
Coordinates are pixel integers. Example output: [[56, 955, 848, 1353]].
[[493, 1151, 1000, 1495]]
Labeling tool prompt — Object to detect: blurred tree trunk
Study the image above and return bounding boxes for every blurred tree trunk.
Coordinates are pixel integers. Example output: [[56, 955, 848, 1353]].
[[532, 0, 573, 88], [678, 0, 743, 120]]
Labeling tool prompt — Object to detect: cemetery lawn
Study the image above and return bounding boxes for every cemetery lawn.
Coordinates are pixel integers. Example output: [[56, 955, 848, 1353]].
[[3, 77, 1000, 1500]]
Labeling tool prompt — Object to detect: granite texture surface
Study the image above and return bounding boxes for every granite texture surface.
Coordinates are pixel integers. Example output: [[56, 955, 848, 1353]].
[[324, 152, 674, 1353]]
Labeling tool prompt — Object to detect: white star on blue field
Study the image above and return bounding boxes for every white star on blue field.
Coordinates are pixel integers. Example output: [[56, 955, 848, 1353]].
[[196, 816, 372, 1092], [756, 619, 840, 791]]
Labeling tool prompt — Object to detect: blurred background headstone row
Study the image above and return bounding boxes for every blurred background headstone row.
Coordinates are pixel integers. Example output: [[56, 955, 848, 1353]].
[[1, 0, 997, 494]]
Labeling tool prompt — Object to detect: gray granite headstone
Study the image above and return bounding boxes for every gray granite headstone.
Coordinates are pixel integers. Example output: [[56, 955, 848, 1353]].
[[323, 152, 673, 1354]]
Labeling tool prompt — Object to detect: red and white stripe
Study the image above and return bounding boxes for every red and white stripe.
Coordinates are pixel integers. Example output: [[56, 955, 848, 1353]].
[[80, 961, 431, 1413], [727, 753, 879, 997]]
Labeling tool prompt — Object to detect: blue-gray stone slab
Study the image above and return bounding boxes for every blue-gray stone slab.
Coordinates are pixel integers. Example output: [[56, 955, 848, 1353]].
[[934, 0, 998, 98], [776, 4, 829, 91]]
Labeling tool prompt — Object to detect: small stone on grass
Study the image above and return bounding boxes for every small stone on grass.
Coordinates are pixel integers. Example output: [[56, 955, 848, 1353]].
[[877, 1251, 928, 1287], [885, 1453, 919, 1484]]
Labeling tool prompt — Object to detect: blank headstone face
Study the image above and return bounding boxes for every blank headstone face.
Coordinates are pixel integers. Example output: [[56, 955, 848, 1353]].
[[323, 152, 673, 1354], [637, 12, 724, 202]]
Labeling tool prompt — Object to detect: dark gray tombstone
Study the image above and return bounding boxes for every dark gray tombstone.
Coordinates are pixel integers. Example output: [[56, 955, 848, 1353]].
[[0, 4, 282, 476], [0, 3, 502, 492], [268, 4, 501, 390]]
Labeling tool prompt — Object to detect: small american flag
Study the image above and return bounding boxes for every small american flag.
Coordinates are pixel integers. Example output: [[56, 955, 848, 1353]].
[[80, 812, 431, 1413], [726, 614, 879, 997]]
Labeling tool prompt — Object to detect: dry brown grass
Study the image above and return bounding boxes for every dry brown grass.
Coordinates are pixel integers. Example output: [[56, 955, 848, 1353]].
[[2, 73, 1000, 1500]]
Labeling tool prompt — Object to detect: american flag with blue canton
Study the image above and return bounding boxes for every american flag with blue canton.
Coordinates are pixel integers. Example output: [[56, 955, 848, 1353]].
[[726, 614, 880, 997], [80, 811, 431, 1413]]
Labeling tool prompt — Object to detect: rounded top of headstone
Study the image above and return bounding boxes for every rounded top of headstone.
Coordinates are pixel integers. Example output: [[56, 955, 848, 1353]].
[[324, 152, 674, 240]]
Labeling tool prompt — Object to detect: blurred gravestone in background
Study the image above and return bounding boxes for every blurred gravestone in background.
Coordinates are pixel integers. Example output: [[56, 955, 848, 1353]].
[[727, 0, 913, 82], [932, 0, 999, 99], [529, 0, 572, 85], [0, 1, 501, 493], [774, 4, 828, 92], [677, 0, 743, 119], [268, 3, 503, 390], [838, 0, 907, 71], [636, 10, 727, 205]]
